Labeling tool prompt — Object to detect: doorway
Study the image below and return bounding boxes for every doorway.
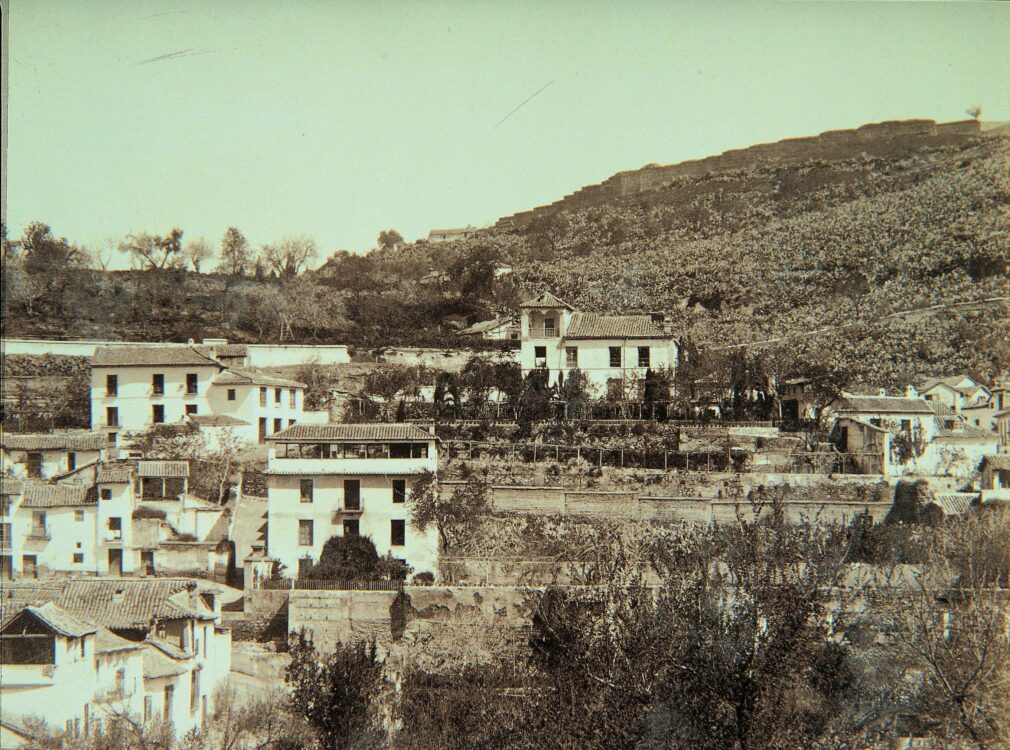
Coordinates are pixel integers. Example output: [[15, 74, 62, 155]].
[[108, 549, 123, 577]]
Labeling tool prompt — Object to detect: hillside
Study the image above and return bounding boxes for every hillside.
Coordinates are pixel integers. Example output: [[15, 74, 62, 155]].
[[4, 118, 1007, 388]]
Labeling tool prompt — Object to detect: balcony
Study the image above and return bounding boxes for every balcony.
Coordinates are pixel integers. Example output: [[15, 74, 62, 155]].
[[267, 456, 435, 476], [27, 527, 51, 541], [332, 508, 364, 523], [526, 327, 559, 339]]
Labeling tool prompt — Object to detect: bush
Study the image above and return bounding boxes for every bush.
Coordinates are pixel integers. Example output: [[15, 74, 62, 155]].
[[132, 507, 167, 520]]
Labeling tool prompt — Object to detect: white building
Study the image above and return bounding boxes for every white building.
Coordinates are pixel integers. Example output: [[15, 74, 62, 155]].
[[0, 578, 231, 744], [961, 382, 1010, 431], [265, 423, 440, 579], [460, 317, 520, 341], [519, 292, 677, 398], [426, 225, 478, 243], [914, 375, 989, 414], [90, 345, 327, 447], [1, 432, 109, 480]]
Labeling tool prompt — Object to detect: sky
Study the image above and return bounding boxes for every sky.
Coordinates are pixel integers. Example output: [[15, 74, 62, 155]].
[[3, 0, 1009, 268]]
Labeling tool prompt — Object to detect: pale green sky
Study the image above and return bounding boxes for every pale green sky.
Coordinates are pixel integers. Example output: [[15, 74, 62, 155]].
[[4, 0, 1009, 265]]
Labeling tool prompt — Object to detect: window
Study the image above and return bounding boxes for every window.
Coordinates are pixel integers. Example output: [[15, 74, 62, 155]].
[[0, 523, 10, 549], [108, 517, 122, 540], [258, 418, 267, 443], [227, 388, 236, 401], [259, 387, 267, 407], [107, 432, 117, 446], [152, 404, 165, 424], [73, 553, 84, 564], [290, 390, 297, 409], [544, 317, 556, 336], [273, 418, 282, 433], [609, 347, 622, 368], [565, 347, 578, 368], [190, 670, 200, 712], [141, 550, 155, 575], [300, 479, 314, 503], [901, 419, 911, 433], [391, 520, 405, 547], [186, 373, 198, 395], [392, 479, 406, 504], [106, 407, 119, 427], [22, 555, 37, 579], [75, 510, 84, 522], [185, 404, 198, 416], [343, 519, 359, 537], [31, 512, 47, 536], [274, 388, 282, 404], [106, 374, 117, 397], [144, 696, 152, 722], [26, 452, 43, 478], [81, 638, 86, 658], [67, 452, 76, 471], [100, 488, 112, 501], [298, 520, 314, 546], [164, 685, 174, 722], [203, 627, 208, 658], [152, 373, 165, 396], [534, 346, 547, 358], [344, 480, 361, 510], [638, 347, 650, 368]]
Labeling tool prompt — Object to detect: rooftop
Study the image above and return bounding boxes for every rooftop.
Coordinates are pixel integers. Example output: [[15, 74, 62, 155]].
[[187, 414, 250, 427], [21, 603, 98, 638], [565, 312, 668, 340], [837, 396, 934, 414], [461, 317, 514, 335], [137, 460, 190, 478], [520, 291, 575, 309], [1, 432, 108, 452], [983, 455, 1010, 471], [212, 367, 306, 389], [92, 345, 221, 368], [933, 426, 998, 440], [56, 578, 215, 630], [269, 422, 436, 443], [20, 482, 94, 508], [929, 493, 978, 516], [143, 645, 189, 679], [95, 627, 145, 654], [97, 464, 135, 484]]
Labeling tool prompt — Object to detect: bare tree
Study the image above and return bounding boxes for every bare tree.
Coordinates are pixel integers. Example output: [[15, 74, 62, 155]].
[[119, 228, 184, 270], [261, 235, 318, 278], [183, 237, 215, 272]]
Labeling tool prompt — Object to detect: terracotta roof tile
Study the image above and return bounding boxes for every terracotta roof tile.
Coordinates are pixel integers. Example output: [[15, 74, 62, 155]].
[[95, 627, 145, 654], [1, 433, 107, 452], [268, 422, 435, 442], [212, 368, 305, 389], [934, 426, 998, 440], [56, 579, 211, 629], [97, 464, 135, 484], [983, 455, 1010, 471], [24, 603, 97, 638], [143, 645, 189, 679], [137, 461, 190, 478], [565, 312, 668, 339], [838, 397, 934, 414], [520, 291, 575, 309], [21, 482, 93, 508], [92, 346, 221, 368], [930, 493, 978, 516]]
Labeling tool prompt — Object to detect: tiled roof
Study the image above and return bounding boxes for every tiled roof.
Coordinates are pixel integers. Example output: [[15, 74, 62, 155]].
[[1, 433, 107, 452], [983, 455, 1010, 471], [0, 583, 65, 629], [0, 478, 24, 496], [97, 464, 135, 484], [95, 627, 145, 654], [195, 344, 248, 358], [92, 346, 221, 368], [918, 375, 978, 391], [188, 414, 250, 427], [268, 422, 435, 442], [21, 482, 93, 508], [212, 367, 305, 389], [143, 645, 189, 679], [521, 291, 575, 309], [926, 402, 957, 417], [56, 579, 211, 629], [25, 603, 97, 638], [564, 312, 668, 340], [934, 426, 998, 440], [461, 317, 513, 335], [137, 461, 190, 478], [838, 397, 934, 414], [930, 493, 978, 516], [146, 635, 191, 660]]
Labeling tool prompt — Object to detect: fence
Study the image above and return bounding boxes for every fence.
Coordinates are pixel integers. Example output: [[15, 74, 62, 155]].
[[261, 578, 405, 591], [442, 440, 879, 475]]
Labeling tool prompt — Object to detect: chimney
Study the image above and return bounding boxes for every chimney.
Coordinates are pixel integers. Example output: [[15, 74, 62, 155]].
[[112, 588, 125, 606]]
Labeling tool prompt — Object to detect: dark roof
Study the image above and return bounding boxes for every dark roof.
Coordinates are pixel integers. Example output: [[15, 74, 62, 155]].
[[21, 482, 93, 508], [212, 367, 306, 389], [521, 291, 575, 309], [0, 582, 65, 629], [56, 579, 213, 629], [838, 397, 934, 414], [92, 345, 221, 368], [268, 422, 436, 442], [187, 414, 250, 426], [983, 455, 1010, 471], [137, 460, 190, 478], [565, 312, 668, 340], [97, 464, 135, 484], [0, 478, 25, 496], [926, 402, 958, 417], [1, 433, 107, 452]]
